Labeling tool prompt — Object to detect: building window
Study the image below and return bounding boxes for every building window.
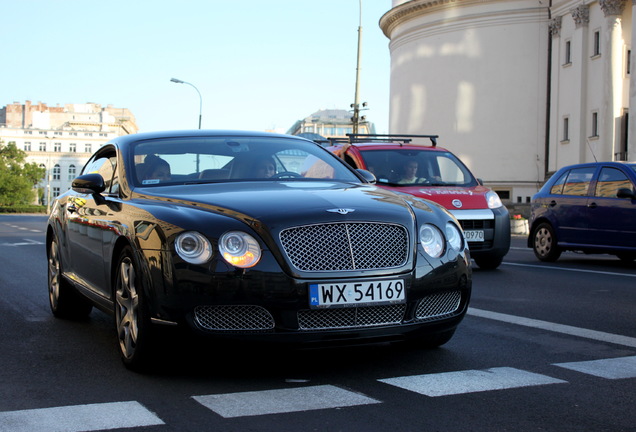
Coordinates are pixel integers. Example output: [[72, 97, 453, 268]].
[[85, 132, 93, 137], [593, 30, 601, 57], [53, 164, 61, 181], [85, 143, 92, 153], [39, 131, 47, 135], [627, 49, 632, 75], [564, 40, 572, 65], [69, 143, 76, 152], [54, 132, 62, 136], [39, 142, 46, 152], [24, 142, 31, 151], [54, 142, 61, 152], [591, 112, 599, 137], [70, 132, 77, 136], [68, 165, 76, 180], [24, 130, 32, 135], [52, 187, 60, 198], [562, 117, 570, 142]]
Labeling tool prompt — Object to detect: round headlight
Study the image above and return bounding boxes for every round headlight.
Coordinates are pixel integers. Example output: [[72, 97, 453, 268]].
[[219, 231, 261, 268], [445, 222, 463, 251], [419, 224, 444, 258], [175, 231, 213, 264]]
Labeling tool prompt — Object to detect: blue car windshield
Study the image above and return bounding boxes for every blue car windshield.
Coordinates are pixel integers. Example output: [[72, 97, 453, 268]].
[[131, 136, 359, 187]]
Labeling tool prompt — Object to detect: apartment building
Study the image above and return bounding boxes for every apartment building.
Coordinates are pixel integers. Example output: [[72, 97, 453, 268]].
[[0, 101, 138, 205]]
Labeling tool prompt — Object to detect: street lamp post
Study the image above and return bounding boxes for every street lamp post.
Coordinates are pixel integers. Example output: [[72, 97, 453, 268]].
[[170, 78, 202, 129], [351, 0, 366, 135]]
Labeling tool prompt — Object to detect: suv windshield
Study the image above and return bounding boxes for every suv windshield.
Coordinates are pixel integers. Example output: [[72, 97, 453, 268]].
[[358, 149, 478, 187]]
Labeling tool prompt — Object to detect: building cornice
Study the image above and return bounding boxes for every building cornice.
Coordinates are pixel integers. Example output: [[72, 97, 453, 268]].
[[380, 0, 463, 38]]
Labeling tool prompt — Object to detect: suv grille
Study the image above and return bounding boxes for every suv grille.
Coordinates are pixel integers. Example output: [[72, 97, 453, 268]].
[[280, 222, 409, 271]]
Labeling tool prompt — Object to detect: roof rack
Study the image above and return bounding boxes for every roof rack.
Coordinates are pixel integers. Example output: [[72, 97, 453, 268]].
[[344, 134, 438, 147]]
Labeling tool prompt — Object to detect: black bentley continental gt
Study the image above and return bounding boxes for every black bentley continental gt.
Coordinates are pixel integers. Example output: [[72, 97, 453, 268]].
[[46, 130, 472, 369]]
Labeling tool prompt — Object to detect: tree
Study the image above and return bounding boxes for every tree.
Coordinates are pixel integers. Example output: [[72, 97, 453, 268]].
[[0, 141, 46, 206]]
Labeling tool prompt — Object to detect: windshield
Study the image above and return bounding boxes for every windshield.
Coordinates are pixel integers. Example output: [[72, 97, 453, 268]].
[[358, 149, 478, 187], [131, 136, 359, 187]]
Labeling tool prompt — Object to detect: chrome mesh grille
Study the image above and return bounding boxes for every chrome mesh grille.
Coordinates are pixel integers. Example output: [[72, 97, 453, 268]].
[[280, 222, 409, 271], [194, 305, 275, 331], [297, 304, 407, 330], [414, 291, 462, 322]]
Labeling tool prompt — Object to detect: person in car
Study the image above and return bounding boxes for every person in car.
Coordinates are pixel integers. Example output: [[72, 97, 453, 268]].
[[397, 160, 424, 184], [140, 154, 171, 182]]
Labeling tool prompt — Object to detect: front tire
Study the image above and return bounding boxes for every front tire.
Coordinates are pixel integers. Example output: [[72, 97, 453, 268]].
[[532, 222, 561, 262], [114, 246, 153, 371], [48, 237, 92, 319]]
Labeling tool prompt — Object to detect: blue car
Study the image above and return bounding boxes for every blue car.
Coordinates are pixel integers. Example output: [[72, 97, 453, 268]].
[[528, 161, 636, 262]]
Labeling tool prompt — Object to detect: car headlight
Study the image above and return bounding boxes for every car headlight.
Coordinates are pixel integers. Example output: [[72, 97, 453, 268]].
[[486, 190, 503, 209], [175, 231, 213, 264], [419, 224, 444, 258], [445, 222, 463, 251], [219, 231, 261, 268]]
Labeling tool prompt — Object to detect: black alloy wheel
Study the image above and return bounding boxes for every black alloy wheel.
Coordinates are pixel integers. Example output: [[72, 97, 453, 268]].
[[48, 237, 92, 319]]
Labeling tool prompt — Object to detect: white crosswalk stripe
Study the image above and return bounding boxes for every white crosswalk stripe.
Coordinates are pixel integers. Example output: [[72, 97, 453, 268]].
[[193, 384, 381, 418], [554, 355, 636, 379], [378, 367, 567, 397], [0, 401, 164, 432]]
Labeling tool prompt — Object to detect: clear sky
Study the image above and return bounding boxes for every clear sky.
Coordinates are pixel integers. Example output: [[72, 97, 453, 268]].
[[3, 0, 392, 134]]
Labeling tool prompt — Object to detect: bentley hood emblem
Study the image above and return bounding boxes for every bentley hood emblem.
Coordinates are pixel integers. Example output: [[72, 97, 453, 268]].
[[327, 208, 356, 215]]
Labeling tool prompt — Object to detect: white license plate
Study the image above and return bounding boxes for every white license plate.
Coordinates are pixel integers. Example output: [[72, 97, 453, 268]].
[[309, 279, 405, 308], [464, 230, 484, 242]]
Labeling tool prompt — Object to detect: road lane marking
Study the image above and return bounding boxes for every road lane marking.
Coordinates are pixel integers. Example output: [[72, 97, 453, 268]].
[[469, 308, 636, 348], [554, 356, 636, 379], [0, 401, 164, 432], [379, 367, 566, 397], [193, 385, 380, 418], [0, 239, 44, 247], [502, 262, 636, 278]]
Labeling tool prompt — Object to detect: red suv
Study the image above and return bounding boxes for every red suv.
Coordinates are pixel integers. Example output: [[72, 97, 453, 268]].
[[327, 134, 510, 269]]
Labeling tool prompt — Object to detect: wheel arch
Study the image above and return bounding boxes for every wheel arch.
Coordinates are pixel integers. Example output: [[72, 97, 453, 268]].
[[527, 217, 557, 247]]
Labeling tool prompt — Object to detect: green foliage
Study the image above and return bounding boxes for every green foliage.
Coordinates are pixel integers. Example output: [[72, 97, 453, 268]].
[[0, 205, 47, 214], [0, 141, 46, 206]]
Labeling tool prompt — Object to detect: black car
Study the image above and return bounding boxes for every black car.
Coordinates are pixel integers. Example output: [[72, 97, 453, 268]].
[[528, 161, 636, 262], [47, 130, 472, 369]]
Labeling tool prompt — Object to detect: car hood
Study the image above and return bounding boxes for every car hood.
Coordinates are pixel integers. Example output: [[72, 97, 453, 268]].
[[133, 181, 438, 229], [377, 184, 490, 211]]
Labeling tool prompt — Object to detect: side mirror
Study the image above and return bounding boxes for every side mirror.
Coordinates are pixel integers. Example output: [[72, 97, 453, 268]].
[[72, 173, 106, 195], [356, 169, 376, 184], [617, 187, 636, 200]]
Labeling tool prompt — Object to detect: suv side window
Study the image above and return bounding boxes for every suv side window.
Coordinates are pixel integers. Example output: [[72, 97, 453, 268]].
[[595, 167, 633, 198], [562, 167, 595, 196]]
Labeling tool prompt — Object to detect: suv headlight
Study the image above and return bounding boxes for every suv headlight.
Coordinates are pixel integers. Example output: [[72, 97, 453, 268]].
[[175, 231, 213, 264], [419, 224, 444, 258], [219, 231, 261, 268], [486, 190, 503, 209]]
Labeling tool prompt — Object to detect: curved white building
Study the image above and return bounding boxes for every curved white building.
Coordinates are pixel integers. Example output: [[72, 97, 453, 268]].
[[380, 0, 635, 207]]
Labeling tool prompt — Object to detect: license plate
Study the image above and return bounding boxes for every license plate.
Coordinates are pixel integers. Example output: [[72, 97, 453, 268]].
[[464, 230, 484, 242], [309, 279, 405, 308]]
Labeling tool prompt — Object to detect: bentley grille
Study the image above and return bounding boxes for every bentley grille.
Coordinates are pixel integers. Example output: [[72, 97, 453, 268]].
[[280, 222, 409, 271], [298, 304, 407, 330], [414, 290, 462, 322], [194, 305, 275, 331]]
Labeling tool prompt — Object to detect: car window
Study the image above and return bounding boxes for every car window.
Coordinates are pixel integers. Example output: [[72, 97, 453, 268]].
[[595, 167, 633, 198], [358, 149, 477, 186], [81, 154, 118, 194], [561, 167, 595, 196], [549, 171, 568, 194], [132, 136, 357, 186]]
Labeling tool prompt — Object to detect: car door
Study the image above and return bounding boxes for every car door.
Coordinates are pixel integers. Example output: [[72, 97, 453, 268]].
[[587, 166, 636, 248], [550, 166, 596, 245], [66, 148, 121, 297]]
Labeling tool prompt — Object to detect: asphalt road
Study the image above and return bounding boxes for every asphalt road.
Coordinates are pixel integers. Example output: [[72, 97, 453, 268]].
[[1, 214, 635, 432]]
